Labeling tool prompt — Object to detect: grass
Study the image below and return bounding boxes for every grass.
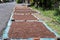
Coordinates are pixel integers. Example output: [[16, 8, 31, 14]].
[[31, 6, 60, 35]]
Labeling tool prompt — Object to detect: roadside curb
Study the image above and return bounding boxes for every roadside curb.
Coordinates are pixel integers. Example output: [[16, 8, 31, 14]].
[[2, 6, 15, 39]]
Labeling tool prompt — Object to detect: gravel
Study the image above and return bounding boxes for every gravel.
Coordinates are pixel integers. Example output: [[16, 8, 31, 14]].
[[8, 6, 56, 39], [0, 2, 15, 36], [9, 22, 56, 38]]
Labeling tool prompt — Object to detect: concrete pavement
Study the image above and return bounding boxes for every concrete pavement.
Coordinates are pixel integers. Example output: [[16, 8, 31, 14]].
[[0, 2, 15, 37]]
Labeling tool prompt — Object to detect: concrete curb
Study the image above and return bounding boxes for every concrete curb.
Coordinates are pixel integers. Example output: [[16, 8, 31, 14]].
[[2, 6, 15, 39]]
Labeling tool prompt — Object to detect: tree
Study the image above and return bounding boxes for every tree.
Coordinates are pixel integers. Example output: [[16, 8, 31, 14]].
[[32, 0, 52, 9]]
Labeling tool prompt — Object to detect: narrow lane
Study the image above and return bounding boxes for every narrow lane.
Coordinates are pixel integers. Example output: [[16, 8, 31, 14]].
[[0, 2, 15, 37]]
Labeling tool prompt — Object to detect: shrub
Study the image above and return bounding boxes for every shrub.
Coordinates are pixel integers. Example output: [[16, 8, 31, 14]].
[[56, 16, 60, 24], [54, 8, 60, 16], [16, 0, 22, 3]]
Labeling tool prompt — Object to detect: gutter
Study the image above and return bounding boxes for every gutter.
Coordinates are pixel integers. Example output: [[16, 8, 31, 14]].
[[2, 7, 15, 39]]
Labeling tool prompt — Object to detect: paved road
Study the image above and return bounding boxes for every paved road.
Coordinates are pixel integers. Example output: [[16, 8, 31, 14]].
[[0, 2, 15, 37]]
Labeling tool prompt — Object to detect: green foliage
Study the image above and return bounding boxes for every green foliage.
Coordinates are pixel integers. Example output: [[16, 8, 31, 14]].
[[32, 0, 59, 9], [54, 8, 60, 16], [30, 0, 33, 4], [56, 16, 60, 23], [16, 0, 22, 3], [31, 6, 60, 35]]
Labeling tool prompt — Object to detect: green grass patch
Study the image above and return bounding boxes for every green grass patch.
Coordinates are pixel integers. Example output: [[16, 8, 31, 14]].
[[31, 6, 60, 35], [47, 22, 60, 35], [31, 6, 56, 18]]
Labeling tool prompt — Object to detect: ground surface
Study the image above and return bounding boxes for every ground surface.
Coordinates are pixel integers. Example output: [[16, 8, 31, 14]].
[[8, 5, 56, 39], [13, 15, 37, 20], [0, 2, 15, 36], [9, 22, 55, 38]]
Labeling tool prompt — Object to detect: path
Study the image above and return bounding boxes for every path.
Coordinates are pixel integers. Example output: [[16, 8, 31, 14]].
[[3, 4, 56, 40], [0, 2, 15, 37], [8, 6, 55, 40]]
